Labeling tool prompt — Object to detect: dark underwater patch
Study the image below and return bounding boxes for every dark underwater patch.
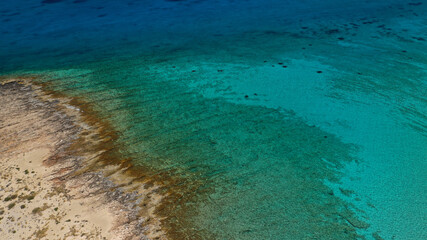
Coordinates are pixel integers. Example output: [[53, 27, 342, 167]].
[[42, 0, 64, 4]]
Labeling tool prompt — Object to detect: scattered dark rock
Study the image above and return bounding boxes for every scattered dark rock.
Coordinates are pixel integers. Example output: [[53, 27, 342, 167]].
[[8, 202, 16, 209], [408, 2, 423, 6], [244, 95, 249, 99], [337, 37, 345, 40], [339, 187, 355, 197], [317, 71, 323, 74], [42, 0, 63, 4], [325, 29, 340, 35], [412, 36, 425, 41], [4, 194, 17, 202]]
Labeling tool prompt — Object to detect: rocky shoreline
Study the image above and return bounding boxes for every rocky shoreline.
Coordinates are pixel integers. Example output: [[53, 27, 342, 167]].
[[0, 78, 166, 240]]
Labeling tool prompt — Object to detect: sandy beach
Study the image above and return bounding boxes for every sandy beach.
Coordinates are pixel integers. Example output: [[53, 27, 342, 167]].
[[0, 78, 166, 240]]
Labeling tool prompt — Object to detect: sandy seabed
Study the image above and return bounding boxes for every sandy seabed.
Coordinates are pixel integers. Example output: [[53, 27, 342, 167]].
[[0, 78, 166, 240]]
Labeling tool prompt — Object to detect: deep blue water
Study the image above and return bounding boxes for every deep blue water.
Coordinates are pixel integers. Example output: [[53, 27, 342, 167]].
[[1, 0, 420, 71], [1, 1, 426, 239]]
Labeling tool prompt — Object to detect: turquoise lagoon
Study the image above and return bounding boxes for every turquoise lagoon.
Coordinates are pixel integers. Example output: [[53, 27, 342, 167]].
[[1, 0, 426, 239]]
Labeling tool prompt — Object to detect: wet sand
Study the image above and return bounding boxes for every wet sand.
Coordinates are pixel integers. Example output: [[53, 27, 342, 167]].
[[0, 78, 166, 239]]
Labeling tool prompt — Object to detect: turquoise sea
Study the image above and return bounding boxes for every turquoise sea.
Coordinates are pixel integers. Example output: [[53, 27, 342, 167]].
[[1, 0, 426, 239]]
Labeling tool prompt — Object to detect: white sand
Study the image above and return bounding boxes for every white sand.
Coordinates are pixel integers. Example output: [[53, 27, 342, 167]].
[[0, 79, 166, 240]]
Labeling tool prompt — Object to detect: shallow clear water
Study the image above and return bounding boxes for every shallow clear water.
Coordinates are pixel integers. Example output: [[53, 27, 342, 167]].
[[1, 1, 426, 239]]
